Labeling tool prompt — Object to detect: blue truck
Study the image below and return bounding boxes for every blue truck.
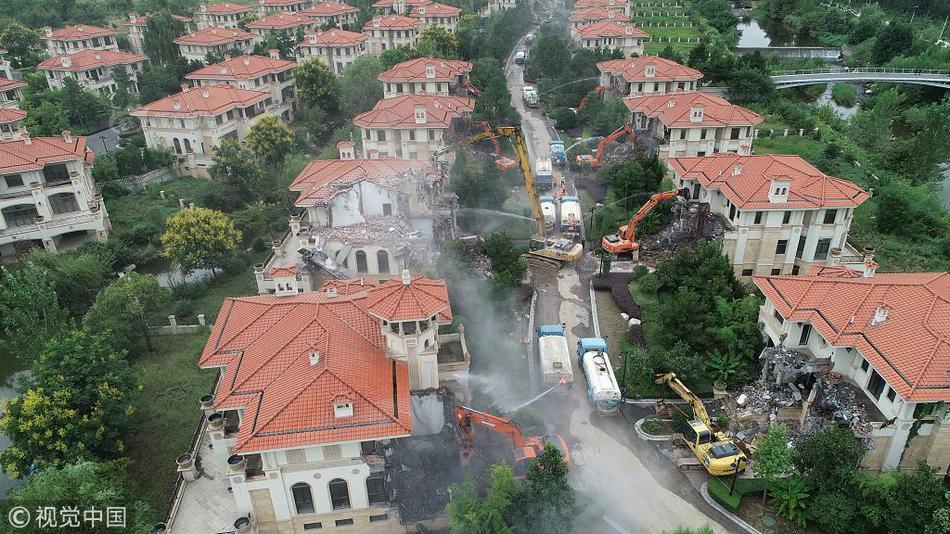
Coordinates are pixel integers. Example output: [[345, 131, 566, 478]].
[[550, 140, 566, 167], [576, 337, 621, 415]]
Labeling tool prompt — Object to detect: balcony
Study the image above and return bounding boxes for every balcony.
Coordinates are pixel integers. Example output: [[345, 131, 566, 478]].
[[0, 210, 104, 238]]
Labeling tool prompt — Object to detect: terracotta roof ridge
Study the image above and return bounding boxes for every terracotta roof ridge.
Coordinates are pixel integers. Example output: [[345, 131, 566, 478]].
[[230, 304, 323, 392], [240, 354, 331, 443], [320, 296, 385, 350], [325, 363, 409, 433], [213, 297, 288, 356], [907, 294, 943, 392]]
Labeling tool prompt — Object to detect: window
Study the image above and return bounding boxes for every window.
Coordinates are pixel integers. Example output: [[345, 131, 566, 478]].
[[823, 209, 837, 224], [335, 519, 354, 527], [4, 174, 23, 187], [867, 369, 886, 400], [886, 388, 896, 402], [771, 268, 781, 275], [323, 444, 342, 460], [2, 204, 38, 228], [355, 250, 368, 273], [382, 203, 392, 216], [376, 250, 389, 273], [43, 164, 70, 184], [729, 204, 736, 220], [286, 449, 306, 464], [184, 139, 193, 153], [741, 268, 753, 276], [796, 236, 806, 259], [303, 523, 322, 530], [700, 129, 707, 140], [861, 359, 869, 372], [782, 211, 791, 224], [776, 240, 788, 255], [292, 483, 315, 514], [697, 151, 706, 157], [773, 309, 784, 324], [428, 129, 436, 141], [408, 129, 415, 141], [799, 324, 811, 346], [367, 475, 386, 504], [377, 130, 386, 142], [370, 514, 389, 522], [246, 453, 264, 477], [730, 127, 740, 140], [679, 129, 686, 140], [173, 138, 182, 154], [329, 479, 350, 510], [49, 192, 80, 214], [791, 265, 800, 275], [754, 211, 763, 224], [360, 441, 378, 455], [815, 238, 831, 261]]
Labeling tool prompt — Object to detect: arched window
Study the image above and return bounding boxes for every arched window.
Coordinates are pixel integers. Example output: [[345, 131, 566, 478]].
[[376, 250, 390, 274], [328, 478, 350, 510], [355, 250, 368, 274], [183, 138, 193, 153], [173, 138, 182, 154], [291, 482, 315, 514], [49, 193, 79, 214]]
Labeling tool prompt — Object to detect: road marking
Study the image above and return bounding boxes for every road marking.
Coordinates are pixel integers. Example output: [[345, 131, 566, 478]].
[[602, 513, 632, 534]]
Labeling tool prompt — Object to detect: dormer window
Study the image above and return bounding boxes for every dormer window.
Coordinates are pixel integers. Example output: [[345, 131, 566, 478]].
[[690, 106, 703, 123], [334, 399, 353, 418]]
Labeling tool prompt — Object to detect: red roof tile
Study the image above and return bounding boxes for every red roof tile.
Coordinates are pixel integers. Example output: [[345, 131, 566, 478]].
[[186, 54, 296, 81], [260, 0, 311, 5], [0, 135, 90, 174], [569, 6, 614, 22], [364, 274, 452, 321], [299, 28, 367, 47], [124, 13, 193, 26], [0, 108, 26, 124], [353, 93, 473, 128], [197, 2, 255, 15], [372, 0, 430, 8], [247, 12, 312, 30], [299, 1, 359, 17], [364, 14, 420, 30], [46, 24, 116, 41], [289, 158, 435, 206], [268, 265, 299, 277], [130, 84, 270, 117], [200, 276, 452, 452], [410, 2, 461, 16], [0, 78, 26, 91], [573, 0, 628, 8], [379, 57, 471, 83], [669, 153, 869, 210], [37, 49, 146, 71], [623, 91, 763, 127], [320, 278, 379, 295], [174, 27, 257, 46], [597, 55, 703, 82], [575, 19, 648, 38], [754, 270, 950, 402]]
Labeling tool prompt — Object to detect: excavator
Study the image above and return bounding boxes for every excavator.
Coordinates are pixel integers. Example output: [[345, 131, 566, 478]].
[[654, 373, 748, 477], [455, 126, 583, 270], [454, 405, 570, 477], [576, 124, 635, 168], [601, 188, 688, 256]]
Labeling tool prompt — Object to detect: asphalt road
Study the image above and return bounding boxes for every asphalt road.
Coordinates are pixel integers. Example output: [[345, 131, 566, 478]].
[[85, 126, 121, 156], [504, 31, 733, 534]]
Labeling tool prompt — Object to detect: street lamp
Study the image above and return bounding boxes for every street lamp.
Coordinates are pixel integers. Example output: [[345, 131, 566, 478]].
[[100, 135, 109, 154], [587, 202, 603, 244]]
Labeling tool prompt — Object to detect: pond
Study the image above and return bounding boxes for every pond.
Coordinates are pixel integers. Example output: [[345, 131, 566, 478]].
[[135, 257, 214, 288], [0, 348, 28, 499], [737, 18, 819, 48]]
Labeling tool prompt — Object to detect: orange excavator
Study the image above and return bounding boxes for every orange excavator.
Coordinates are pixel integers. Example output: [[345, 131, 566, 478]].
[[576, 124, 635, 168], [454, 405, 570, 476], [601, 188, 688, 255]]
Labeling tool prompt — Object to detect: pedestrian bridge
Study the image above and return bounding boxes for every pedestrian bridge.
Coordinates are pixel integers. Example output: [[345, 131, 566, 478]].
[[771, 68, 950, 90]]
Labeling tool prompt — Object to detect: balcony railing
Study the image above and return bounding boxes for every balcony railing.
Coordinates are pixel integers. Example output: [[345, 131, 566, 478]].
[[0, 211, 102, 237]]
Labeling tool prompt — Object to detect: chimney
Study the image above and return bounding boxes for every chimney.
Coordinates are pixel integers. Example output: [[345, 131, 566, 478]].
[[327, 286, 338, 298], [870, 303, 889, 326], [401, 269, 411, 285], [373, 18, 380, 28], [242, 56, 250, 65], [768, 177, 791, 204], [61, 55, 72, 68], [625, 24, 633, 34], [129, 13, 137, 23], [667, 98, 676, 108], [644, 62, 655, 78], [94, 52, 101, 61], [863, 247, 877, 278], [309, 349, 320, 365], [425, 63, 435, 79], [689, 104, 704, 123], [414, 105, 426, 124], [268, 48, 279, 59], [61, 130, 72, 143], [44, 26, 53, 38], [199, 3, 207, 12], [172, 98, 181, 111], [23, 135, 32, 145], [608, 11, 615, 19], [180, 82, 190, 92], [337, 140, 355, 159], [308, 32, 317, 44], [732, 164, 742, 176]]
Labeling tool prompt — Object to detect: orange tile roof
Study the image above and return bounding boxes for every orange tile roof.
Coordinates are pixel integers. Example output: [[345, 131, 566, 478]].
[[573, 0, 627, 8], [174, 27, 257, 46], [124, 13, 193, 26], [569, 6, 613, 22], [354, 93, 473, 128], [669, 153, 868, 210], [364, 274, 452, 321], [299, 28, 367, 47], [411, 2, 461, 16], [364, 14, 420, 30], [261, 0, 311, 5], [289, 158, 436, 206], [268, 265, 299, 277], [597, 55, 703, 82], [130, 84, 270, 117], [575, 19, 648, 38], [379, 57, 472, 83], [0, 77, 26, 91], [37, 49, 146, 71], [46, 24, 116, 41], [197, 2, 255, 15], [0, 135, 91, 174], [300, 1, 359, 17], [623, 91, 763, 128], [372, 0, 431, 7], [247, 12, 312, 30], [0, 109, 26, 123], [320, 278, 379, 295], [200, 276, 453, 452], [754, 270, 950, 402], [186, 54, 296, 81]]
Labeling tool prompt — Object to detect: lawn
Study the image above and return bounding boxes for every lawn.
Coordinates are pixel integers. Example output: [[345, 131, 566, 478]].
[[126, 333, 217, 512], [707, 476, 767, 512]]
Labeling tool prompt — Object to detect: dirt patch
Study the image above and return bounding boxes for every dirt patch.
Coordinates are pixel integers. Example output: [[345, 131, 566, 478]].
[[735, 494, 812, 534], [594, 289, 628, 357]]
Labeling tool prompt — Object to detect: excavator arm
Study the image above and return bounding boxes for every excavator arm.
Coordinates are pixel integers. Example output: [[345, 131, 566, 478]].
[[621, 189, 684, 242], [654, 373, 711, 427], [454, 405, 527, 449]]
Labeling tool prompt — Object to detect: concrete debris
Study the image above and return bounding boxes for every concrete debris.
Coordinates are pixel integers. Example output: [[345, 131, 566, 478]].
[[814, 372, 874, 436]]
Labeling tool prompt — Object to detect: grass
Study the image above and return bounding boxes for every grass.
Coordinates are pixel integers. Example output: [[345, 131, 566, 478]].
[[707, 477, 767, 512], [126, 333, 217, 512], [644, 42, 696, 55]]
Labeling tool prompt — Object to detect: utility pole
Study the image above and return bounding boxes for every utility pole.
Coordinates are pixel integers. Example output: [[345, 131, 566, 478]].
[[939, 16, 949, 42]]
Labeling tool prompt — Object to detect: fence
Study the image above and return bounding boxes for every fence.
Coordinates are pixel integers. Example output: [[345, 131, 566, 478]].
[[644, 36, 701, 43], [638, 21, 694, 27], [753, 127, 822, 139], [149, 314, 209, 336], [631, 11, 689, 17], [98, 167, 174, 193], [630, 2, 684, 6]]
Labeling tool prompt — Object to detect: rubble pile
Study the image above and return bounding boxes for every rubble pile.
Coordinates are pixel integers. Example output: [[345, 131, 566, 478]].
[[737, 379, 800, 414], [815, 372, 874, 435]]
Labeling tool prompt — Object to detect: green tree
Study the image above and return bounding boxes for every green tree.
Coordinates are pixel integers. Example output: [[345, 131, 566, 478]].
[[727, 66, 774, 103], [339, 56, 385, 117], [883, 462, 947, 534], [450, 150, 508, 209], [143, 12, 187, 66], [771, 475, 809, 527], [793, 426, 865, 494], [137, 64, 183, 103], [471, 57, 516, 125], [210, 138, 266, 194], [3, 461, 154, 531], [110, 66, 134, 109], [528, 31, 570, 80], [59, 78, 110, 130], [92, 153, 120, 182], [416, 25, 460, 58], [875, 178, 946, 239], [83, 272, 170, 351], [246, 115, 295, 166], [447, 465, 516, 534], [0, 262, 68, 359], [380, 46, 413, 69], [483, 232, 527, 291], [872, 21, 913, 64], [0, 22, 38, 67], [602, 154, 666, 204], [161, 206, 242, 274], [26, 249, 112, 317], [23, 100, 70, 136], [293, 57, 340, 111], [509, 444, 577, 534], [752, 423, 792, 504], [850, 88, 905, 156], [0, 330, 137, 478]]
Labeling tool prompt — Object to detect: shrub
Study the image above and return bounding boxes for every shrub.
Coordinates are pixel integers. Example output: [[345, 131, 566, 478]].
[[173, 299, 195, 320], [551, 107, 578, 129], [831, 83, 857, 107], [631, 264, 649, 281], [638, 272, 660, 294], [627, 325, 646, 347], [642, 416, 664, 435], [221, 252, 251, 276]]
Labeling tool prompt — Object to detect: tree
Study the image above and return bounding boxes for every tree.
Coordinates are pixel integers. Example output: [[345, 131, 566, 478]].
[[416, 25, 460, 58], [380, 46, 413, 69], [483, 232, 527, 289], [0, 22, 38, 67], [26, 249, 112, 317], [602, 154, 666, 204], [143, 12, 187, 66], [528, 31, 570, 80], [137, 64, 183, 104], [339, 56, 385, 117], [793, 426, 865, 494], [83, 272, 171, 351], [875, 178, 946, 239], [110, 66, 133, 109], [2, 461, 154, 531], [0, 330, 137, 478], [883, 462, 947, 534], [0, 263, 68, 359], [210, 138, 266, 194], [161, 206, 242, 274], [293, 57, 340, 111], [509, 444, 577, 534], [727, 66, 774, 103], [872, 21, 913, 64], [471, 58, 516, 125], [450, 150, 508, 209], [447, 465, 516, 534], [23, 100, 69, 136], [246, 115, 295, 166], [752, 423, 792, 504], [59, 78, 110, 130]]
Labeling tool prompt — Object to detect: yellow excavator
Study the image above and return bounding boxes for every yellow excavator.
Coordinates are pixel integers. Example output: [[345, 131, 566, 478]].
[[655, 373, 748, 476], [455, 126, 583, 270]]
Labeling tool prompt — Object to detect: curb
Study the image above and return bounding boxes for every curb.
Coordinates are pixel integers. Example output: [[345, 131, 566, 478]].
[[633, 417, 674, 441], [699, 481, 762, 534], [588, 279, 601, 338]]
